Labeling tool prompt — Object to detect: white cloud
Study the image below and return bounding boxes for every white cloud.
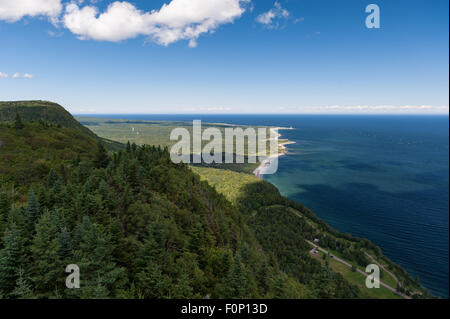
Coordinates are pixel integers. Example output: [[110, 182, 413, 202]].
[[0, 72, 8, 78], [276, 105, 450, 114], [11, 72, 34, 79], [63, 0, 249, 46], [256, 2, 289, 28], [181, 106, 232, 112], [0, 0, 62, 23], [48, 29, 64, 37]]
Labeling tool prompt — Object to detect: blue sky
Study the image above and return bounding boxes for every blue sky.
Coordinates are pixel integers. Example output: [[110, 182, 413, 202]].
[[0, 0, 448, 114]]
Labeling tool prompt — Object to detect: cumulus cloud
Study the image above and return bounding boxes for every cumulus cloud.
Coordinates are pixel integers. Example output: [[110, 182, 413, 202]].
[[0, 0, 62, 23], [0, 72, 8, 78], [256, 1, 289, 28], [62, 0, 250, 46]]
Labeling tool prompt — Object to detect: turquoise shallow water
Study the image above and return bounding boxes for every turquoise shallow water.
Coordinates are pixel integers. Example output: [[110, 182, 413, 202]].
[[82, 114, 449, 298]]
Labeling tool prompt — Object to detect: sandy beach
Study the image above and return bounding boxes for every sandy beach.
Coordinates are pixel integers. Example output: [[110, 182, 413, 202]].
[[253, 127, 295, 178]]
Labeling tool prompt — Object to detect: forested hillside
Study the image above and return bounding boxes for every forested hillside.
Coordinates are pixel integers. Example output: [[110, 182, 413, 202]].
[[0, 101, 95, 137], [0, 102, 429, 299], [0, 121, 97, 188], [0, 101, 123, 151], [0, 118, 309, 298]]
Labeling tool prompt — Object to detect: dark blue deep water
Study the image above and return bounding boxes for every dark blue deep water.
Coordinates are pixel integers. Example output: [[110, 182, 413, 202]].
[[81, 114, 449, 298]]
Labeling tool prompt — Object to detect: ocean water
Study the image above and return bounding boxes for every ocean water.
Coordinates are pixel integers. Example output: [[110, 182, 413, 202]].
[[82, 114, 449, 298]]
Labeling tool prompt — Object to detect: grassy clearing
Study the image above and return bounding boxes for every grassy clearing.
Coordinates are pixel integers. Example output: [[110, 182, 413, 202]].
[[323, 246, 398, 290], [190, 166, 259, 203], [309, 249, 399, 298], [328, 259, 401, 299]]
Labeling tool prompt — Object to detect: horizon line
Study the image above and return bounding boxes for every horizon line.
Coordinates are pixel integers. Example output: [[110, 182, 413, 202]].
[[73, 112, 450, 116]]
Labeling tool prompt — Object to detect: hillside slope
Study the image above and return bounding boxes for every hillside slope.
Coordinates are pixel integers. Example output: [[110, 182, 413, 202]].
[[0, 101, 122, 151], [0, 102, 430, 299], [0, 122, 97, 188], [0, 141, 311, 298], [0, 102, 311, 299], [196, 167, 431, 298], [0, 101, 94, 136]]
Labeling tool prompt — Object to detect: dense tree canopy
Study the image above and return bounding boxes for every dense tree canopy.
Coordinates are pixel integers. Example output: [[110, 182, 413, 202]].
[[0, 144, 317, 299], [0, 109, 428, 299]]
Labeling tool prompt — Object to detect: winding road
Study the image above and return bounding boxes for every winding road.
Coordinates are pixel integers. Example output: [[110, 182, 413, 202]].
[[306, 240, 410, 299]]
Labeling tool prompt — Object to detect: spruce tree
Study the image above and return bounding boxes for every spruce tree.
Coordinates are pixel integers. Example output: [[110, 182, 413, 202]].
[[135, 260, 171, 298], [171, 272, 193, 298], [12, 268, 34, 299], [25, 191, 41, 234], [47, 168, 59, 188], [271, 274, 287, 298], [73, 216, 124, 298], [0, 191, 10, 231], [58, 227, 73, 262], [30, 210, 62, 296], [14, 113, 24, 130], [94, 142, 109, 169], [0, 191, 10, 217], [221, 253, 248, 298], [0, 224, 26, 297]]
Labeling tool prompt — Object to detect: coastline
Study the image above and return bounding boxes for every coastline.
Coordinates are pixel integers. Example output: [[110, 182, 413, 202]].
[[253, 127, 295, 179], [77, 115, 434, 297]]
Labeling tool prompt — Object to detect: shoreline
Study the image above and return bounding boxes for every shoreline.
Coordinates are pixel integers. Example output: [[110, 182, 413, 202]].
[[76, 115, 434, 297], [253, 127, 295, 179]]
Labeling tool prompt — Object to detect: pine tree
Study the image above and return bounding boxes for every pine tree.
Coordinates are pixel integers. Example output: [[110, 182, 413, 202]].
[[135, 260, 171, 298], [74, 153, 81, 166], [25, 190, 41, 234], [14, 113, 24, 130], [256, 257, 270, 293], [94, 142, 109, 169], [135, 223, 164, 270], [73, 216, 124, 298], [0, 224, 26, 297], [98, 179, 108, 198], [12, 268, 34, 299], [126, 160, 139, 189], [6, 207, 27, 238], [171, 272, 193, 298], [0, 191, 10, 217], [47, 168, 59, 188], [58, 227, 73, 262], [0, 191, 10, 232], [220, 253, 248, 298], [272, 274, 287, 298], [59, 164, 67, 184], [30, 210, 62, 296]]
